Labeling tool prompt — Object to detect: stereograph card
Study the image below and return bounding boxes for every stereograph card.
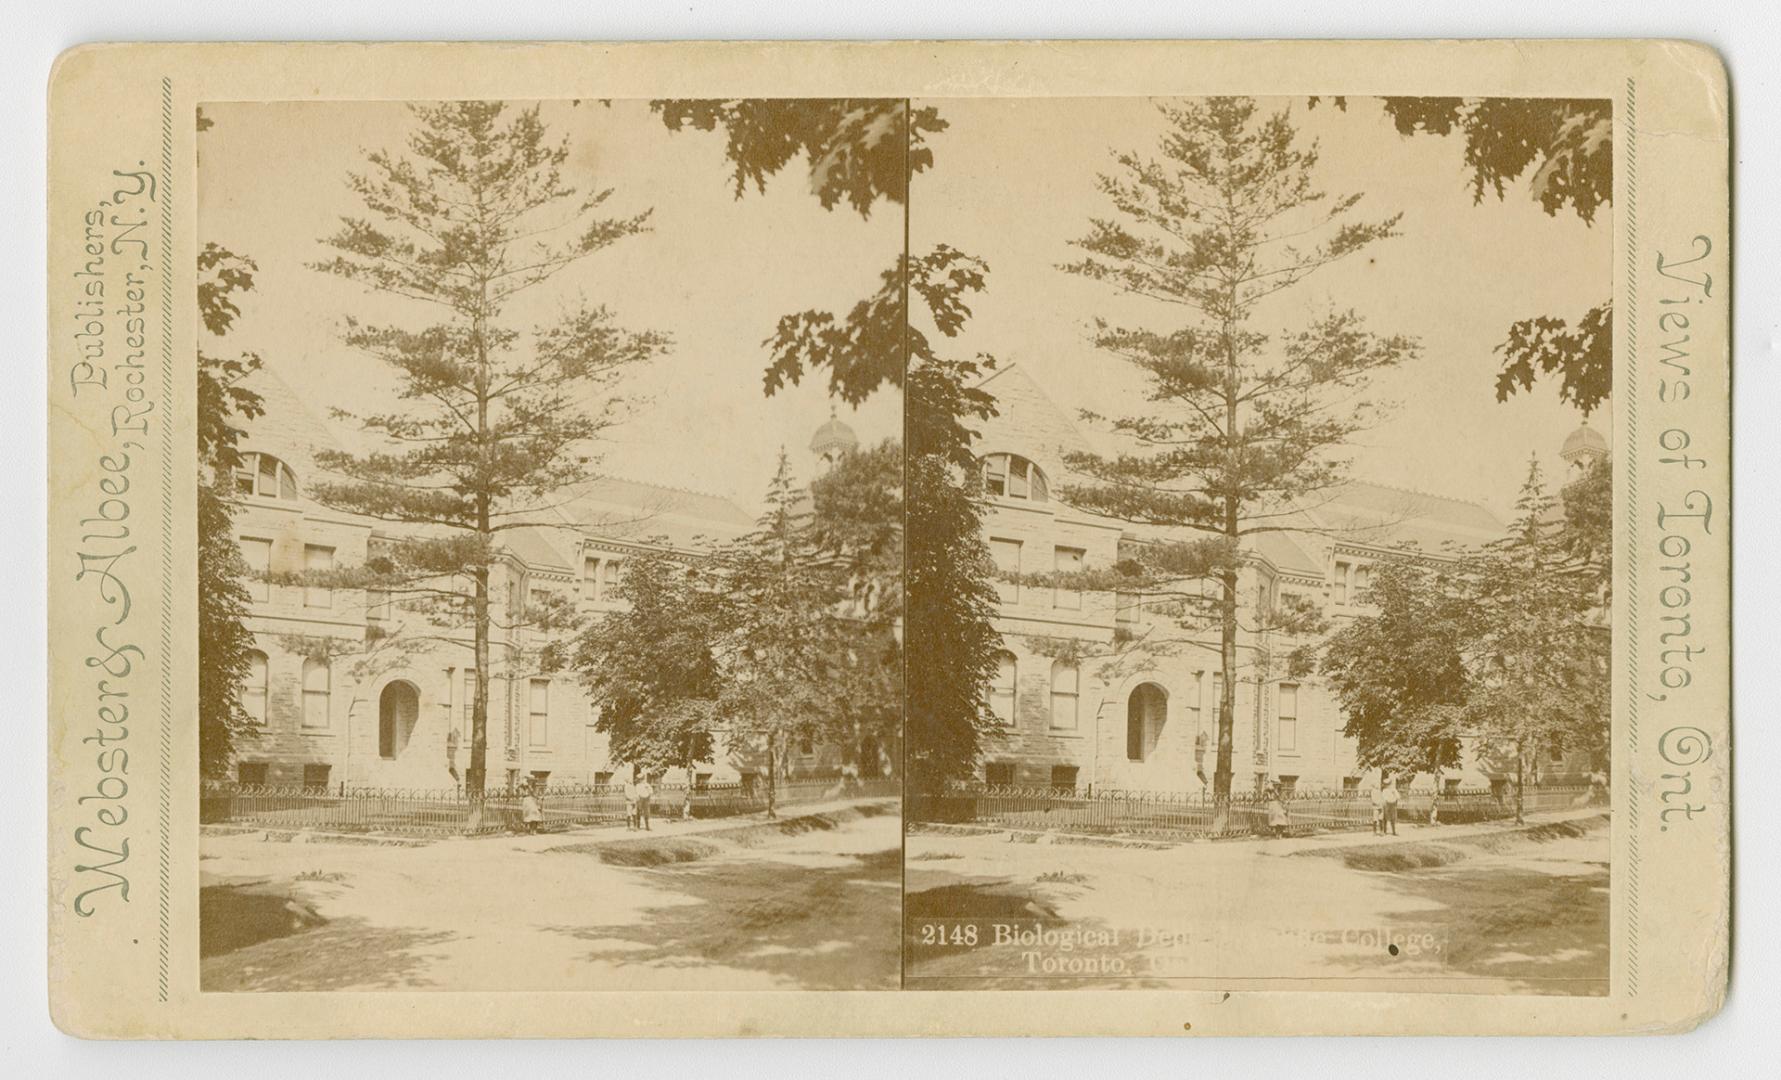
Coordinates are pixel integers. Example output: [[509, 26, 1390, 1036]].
[[46, 40, 1729, 1037]]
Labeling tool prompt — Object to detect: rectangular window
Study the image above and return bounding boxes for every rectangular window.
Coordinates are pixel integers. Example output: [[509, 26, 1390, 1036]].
[[989, 538, 1021, 603], [441, 668, 456, 738], [366, 588, 391, 621], [1049, 662, 1079, 730], [1353, 563, 1373, 602], [1444, 778, 1462, 795], [1051, 765, 1079, 792], [301, 659, 331, 729], [530, 770, 551, 789], [990, 653, 1017, 725], [304, 544, 334, 608], [236, 762, 268, 787], [302, 764, 331, 792], [594, 771, 614, 787], [1007, 458, 1030, 499], [1277, 683, 1298, 753], [1211, 673, 1225, 724], [583, 556, 602, 600], [528, 678, 549, 747], [983, 456, 1008, 497], [602, 559, 623, 598], [694, 773, 712, 791], [240, 537, 272, 602], [462, 669, 477, 731], [1277, 775, 1298, 798], [1053, 546, 1084, 610], [1343, 776, 1361, 795], [984, 762, 1015, 787], [241, 652, 268, 726], [1116, 591, 1140, 624], [1332, 560, 1351, 606]]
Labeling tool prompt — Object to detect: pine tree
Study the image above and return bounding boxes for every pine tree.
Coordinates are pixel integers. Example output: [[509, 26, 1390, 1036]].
[[307, 102, 664, 797], [1060, 98, 1416, 815], [1459, 458, 1609, 822]]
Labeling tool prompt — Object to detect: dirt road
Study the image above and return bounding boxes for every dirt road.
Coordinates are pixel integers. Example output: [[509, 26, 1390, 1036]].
[[904, 811, 1610, 995], [200, 801, 901, 992]]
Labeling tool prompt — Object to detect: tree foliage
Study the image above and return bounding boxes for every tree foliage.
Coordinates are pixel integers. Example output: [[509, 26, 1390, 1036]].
[[573, 551, 724, 779], [196, 242, 266, 779], [308, 101, 661, 793], [652, 99, 946, 216], [1312, 95, 1613, 415], [1321, 559, 1471, 787], [1061, 97, 1415, 802], [656, 98, 1005, 794]]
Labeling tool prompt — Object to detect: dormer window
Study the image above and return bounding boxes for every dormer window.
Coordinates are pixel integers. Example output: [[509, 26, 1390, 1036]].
[[982, 453, 1049, 502], [233, 452, 299, 501]]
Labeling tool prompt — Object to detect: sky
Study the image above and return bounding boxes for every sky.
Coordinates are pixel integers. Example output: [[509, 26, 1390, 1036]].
[[910, 96, 1613, 520], [197, 99, 903, 516]]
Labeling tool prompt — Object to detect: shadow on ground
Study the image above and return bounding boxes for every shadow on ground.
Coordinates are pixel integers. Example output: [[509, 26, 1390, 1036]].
[[1329, 861, 1611, 994], [201, 882, 456, 992], [543, 848, 901, 990]]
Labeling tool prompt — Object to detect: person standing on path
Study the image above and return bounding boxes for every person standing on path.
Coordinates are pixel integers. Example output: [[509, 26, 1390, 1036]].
[[636, 774, 655, 831], [520, 782, 543, 835], [623, 774, 639, 831], [1266, 785, 1289, 839], [1383, 776, 1401, 836], [1370, 777, 1386, 835]]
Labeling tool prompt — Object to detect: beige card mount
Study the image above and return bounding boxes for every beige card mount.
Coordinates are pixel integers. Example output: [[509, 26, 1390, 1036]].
[[47, 40, 1728, 1037]]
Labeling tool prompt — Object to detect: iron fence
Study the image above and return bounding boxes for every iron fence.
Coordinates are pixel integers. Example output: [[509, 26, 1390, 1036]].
[[907, 783, 1599, 841], [201, 776, 899, 838]]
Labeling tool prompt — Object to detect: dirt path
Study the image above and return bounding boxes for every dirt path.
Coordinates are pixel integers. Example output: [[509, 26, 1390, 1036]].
[[904, 812, 1610, 995], [200, 802, 901, 992]]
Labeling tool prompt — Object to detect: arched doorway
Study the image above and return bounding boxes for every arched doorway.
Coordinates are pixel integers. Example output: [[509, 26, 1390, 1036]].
[[378, 680, 420, 760], [1126, 682, 1168, 762]]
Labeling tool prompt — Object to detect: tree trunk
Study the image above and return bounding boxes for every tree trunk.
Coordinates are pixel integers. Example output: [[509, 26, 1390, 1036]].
[[682, 732, 694, 821], [1514, 740, 1526, 825], [1212, 509, 1239, 831], [1428, 745, 1441, 825], [467, 565, 490, 804], [765, 728, 778, 819], [1211, 315, 1241, 832]]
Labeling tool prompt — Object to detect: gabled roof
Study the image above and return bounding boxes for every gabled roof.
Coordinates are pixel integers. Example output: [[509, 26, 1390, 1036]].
[[973, 363, 1096, 478], [238, 367, 758, 566]]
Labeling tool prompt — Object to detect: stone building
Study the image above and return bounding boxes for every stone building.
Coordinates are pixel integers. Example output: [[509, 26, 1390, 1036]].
[[970, 364, 1601, 796], [225, 371, 878, 791]]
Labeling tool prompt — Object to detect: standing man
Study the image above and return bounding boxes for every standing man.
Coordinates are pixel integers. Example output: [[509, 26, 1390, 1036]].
[[1370, 775, 1387, 835], [636, 772, 655, 831], [1383, 775, 1401, 836]]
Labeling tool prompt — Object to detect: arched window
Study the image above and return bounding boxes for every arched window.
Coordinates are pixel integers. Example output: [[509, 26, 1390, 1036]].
[[981, 453, 1049, 502], [1126, 682, 1168, 762], [240, 650, 268, 725], [301, 657, 331, 730], [988, 651, 1017, 725], [232, 452, 299, 501], [1049, 660, 1079, 730]]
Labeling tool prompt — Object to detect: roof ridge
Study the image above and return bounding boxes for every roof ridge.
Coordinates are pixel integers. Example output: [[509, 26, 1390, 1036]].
[[584, 472, 740, 507], [1340, 478, 1491, 513]]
